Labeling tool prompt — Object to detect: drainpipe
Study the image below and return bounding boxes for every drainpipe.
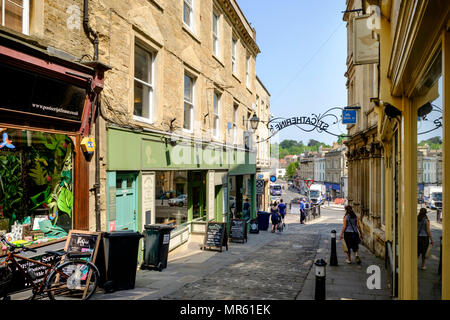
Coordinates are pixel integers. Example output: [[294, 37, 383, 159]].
[[83, 0, 101, 230], [94, 99, 101, 231], [83, 0, 99, 61]]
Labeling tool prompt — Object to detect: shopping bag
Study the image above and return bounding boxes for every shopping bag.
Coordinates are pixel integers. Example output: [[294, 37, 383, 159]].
[[341, 238, 349, 253], [425, 243, 433, 259]]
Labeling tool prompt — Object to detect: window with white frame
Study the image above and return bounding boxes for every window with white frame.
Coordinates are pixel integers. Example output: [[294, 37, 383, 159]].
[[183, 0, 194, 30], [232, 37, 237, 74], [134, 44, 154, 122], [213, 91, 220, 138], [183, 73, 194, 131], [246, 55, 250, 87], [212, 11, 220, 57], [1, 0, 29, 35]]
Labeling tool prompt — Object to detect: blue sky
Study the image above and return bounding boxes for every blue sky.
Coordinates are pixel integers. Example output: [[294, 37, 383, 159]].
[[238, 0, 348, 146], [238, 1, 443, 146]]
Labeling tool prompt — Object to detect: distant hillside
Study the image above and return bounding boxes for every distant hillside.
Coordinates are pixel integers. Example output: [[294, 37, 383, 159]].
[[271, 139, 332, 159], [418, 136, 442, 150]]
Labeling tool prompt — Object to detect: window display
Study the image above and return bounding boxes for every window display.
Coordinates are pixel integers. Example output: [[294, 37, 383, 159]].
[[0, 128, 73, 248], [155, 171, 188, 228]]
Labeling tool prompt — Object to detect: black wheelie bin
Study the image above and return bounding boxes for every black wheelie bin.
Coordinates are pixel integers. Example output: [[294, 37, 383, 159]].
[[141, 224, 174, 272], [103, 230, 143, 293]]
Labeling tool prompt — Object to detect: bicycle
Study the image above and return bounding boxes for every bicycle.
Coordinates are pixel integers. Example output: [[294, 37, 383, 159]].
[[0, 235, 99, 300]]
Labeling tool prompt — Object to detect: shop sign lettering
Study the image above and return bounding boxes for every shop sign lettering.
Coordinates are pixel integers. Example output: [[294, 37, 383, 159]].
[[270, 116, 330, 134]]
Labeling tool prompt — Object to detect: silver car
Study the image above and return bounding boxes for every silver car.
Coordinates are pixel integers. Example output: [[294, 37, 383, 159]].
[[168, 194, 187, 207]]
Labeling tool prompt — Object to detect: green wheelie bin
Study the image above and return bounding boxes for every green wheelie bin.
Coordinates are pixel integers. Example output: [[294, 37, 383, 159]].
[[141, 224, 174, 271]]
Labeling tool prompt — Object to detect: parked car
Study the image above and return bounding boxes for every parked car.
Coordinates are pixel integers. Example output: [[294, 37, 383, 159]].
[[160, 190, 177, 199], [168, 194, 187, 207]]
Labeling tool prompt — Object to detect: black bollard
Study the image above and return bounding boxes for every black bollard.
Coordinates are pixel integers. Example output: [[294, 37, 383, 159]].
[[314, 259, 327, 300], [330, 230, 338, 266]]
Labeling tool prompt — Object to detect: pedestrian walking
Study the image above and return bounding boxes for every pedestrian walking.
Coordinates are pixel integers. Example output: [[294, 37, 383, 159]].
[[300, 198, 306, 224], [243, 198, 250, 220], [339, 205, 363, 264], [418, 208, 434, 270], [270, 202, 279, 233], [277, 199, 287, 232], [230, 199, 236, 219], [278, 199, 286, 222]]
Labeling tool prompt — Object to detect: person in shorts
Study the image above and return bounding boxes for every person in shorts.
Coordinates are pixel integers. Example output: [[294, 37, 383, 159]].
[[418, 208, 434, 270], [339, 205, 363, 264], [278, 199, 286, 222]]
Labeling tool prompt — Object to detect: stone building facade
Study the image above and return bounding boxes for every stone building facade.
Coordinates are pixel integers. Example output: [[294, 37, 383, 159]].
[[343, 0, 384, 257], [344, 0, 450, 299], [0, 0, 268, 253], [325, 145, 348, 199], [255, 76, 271, 211]]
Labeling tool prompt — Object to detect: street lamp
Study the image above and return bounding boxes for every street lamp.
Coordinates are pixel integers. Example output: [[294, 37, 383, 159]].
[[249, 114, 260, 131]]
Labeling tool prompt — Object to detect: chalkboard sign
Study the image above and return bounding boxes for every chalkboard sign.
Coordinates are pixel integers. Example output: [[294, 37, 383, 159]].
[[249, 219, 259, 234], [202, 222, 228, 252], [63, 230, 102, 298], [9, 251, 63, 293], [229, 219, 247, 243]]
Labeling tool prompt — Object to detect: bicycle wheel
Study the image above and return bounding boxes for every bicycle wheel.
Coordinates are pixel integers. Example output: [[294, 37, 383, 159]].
[[0, 265, 13, 300], [46, 259, 99, 300]]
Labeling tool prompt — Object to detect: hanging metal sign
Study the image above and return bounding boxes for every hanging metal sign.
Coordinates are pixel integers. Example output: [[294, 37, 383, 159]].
[[263, 106, 360, 142]]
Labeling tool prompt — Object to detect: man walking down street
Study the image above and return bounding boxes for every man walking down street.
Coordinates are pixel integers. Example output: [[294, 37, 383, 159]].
[[300, 198, 306, 224], [278, 199, 287, 229]]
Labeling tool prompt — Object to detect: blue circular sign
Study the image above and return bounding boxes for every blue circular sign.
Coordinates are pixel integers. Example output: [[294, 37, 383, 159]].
[[270, 175, 277, 183]]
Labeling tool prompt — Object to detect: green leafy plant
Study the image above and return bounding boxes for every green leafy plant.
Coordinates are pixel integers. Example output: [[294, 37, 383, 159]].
[[0, 153, 24, 222], [28, 156, 49, 186], [28, 134, 73, 224], [57, 187, 73, 217]]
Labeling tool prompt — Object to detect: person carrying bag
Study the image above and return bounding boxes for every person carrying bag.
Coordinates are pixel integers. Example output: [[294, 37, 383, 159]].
[[418, 208, 434, 270], [339, 205, 363, 264]]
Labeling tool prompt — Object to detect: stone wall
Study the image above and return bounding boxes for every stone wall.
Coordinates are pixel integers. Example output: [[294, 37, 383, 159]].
[[21, 0, 261, 231]]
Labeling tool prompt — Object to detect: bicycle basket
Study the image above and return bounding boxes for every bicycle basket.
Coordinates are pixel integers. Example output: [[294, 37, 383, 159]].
[[0, 266, 13, 298]]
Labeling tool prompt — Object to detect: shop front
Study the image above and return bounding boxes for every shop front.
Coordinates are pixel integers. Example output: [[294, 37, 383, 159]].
[[0, 32, 106, 257], [106, 126, 256, 251], [325, 183, 341, 199]]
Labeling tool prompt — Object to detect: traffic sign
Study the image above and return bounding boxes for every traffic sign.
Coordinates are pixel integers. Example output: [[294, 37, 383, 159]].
[[270, 175, 277, 183], [305, 179, 314, 188], [256, 180, 265, 194]]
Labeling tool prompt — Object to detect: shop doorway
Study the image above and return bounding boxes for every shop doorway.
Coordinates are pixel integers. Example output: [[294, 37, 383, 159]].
[[190, 171, 205, 220], [115, 173, 138, 231], [192, 186, 202, 219]]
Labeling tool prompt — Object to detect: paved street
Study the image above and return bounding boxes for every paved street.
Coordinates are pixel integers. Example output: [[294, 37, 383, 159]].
[[93, 204, 392, 300]]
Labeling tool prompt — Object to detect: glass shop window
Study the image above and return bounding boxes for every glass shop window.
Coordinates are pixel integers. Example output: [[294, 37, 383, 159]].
[[0, 128, 73, 245], [155, 171, 188, 230]]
